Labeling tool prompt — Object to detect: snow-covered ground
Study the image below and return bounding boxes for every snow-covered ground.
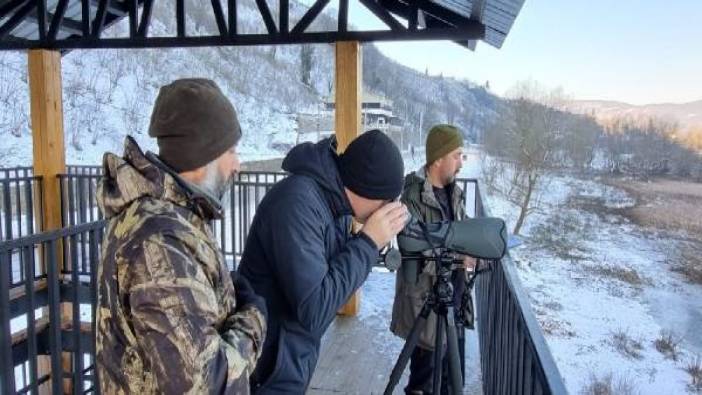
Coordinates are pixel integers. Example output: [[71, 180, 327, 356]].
[[402, 146, 702, 392], [477, 160, 702, 393]]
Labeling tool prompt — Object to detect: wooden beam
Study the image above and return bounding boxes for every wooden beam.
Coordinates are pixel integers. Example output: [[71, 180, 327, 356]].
[[290, 0, 328, 34], [176, 0, 185, 37], [210, 0, 228, 36], [80, 0, 90, 36], [227, 0, 236, 36], [91, 0, 109, 37], [28, 48, 66, 394], [255, 0, 277, 35], [358, 0, 404, 31], [338, 0, 348, 32], [136, 0, 154, 37], [128, 0, 138, 37], [334, 41, 362, 150], [47, 0, 73, 40], [88, 0, 128, 17], [0, 0, 37, 39], [279, 0, 288, 34], [335, 41, 362, 316]]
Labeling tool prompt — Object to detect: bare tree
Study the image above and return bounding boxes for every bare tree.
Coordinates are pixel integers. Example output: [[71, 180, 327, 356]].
[[300, 45, 313, 87], [558, 113, 601, 169], [483, 81, 565, 235], [122, 93, 148, 136], [0, 54, 29, 139], [598, 116, 701, 179]]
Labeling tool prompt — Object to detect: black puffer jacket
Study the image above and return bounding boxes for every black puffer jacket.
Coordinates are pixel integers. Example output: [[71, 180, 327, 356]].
[[237, 137, 378, 394]]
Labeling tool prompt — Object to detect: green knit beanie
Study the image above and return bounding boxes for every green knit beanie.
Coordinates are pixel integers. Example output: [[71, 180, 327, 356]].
[[426, 124, 463, 165]]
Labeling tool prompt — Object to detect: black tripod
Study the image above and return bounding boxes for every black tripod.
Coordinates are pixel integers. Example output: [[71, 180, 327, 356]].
[[384, 252, 468, 395]]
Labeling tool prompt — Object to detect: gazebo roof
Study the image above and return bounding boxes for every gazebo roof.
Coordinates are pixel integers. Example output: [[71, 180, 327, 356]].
[[0, 0, 524, 51]]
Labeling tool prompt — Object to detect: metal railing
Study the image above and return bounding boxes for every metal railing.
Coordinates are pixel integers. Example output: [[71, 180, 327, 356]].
[[455, 178, 481, 218], [58, 166, 104, 229], [59, 173, 103, 228], [0, 220, 105, 394], [0, 172, 567, 394], [0, 167, 33, 179], [0, 174, 43, 241], [58, 169, 288, 266], [473, 183, 567, 395], [65, 166, 103, 176], [215, 171, 287, 268]]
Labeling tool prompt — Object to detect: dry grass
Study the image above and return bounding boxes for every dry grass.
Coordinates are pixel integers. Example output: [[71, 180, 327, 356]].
[[611, 177, 702, 235], [596, 265, 646, 287], [581, 373, 638, 395], [654, 330, 681, 361], [530, 210, 591, 261], [625, 179, 702, 198], [536, 314, 576, 338], [671, 248, 702, 285], [686, 355, 702, 392], [594, 176, 702, 284], [609, 329, 644, 360]]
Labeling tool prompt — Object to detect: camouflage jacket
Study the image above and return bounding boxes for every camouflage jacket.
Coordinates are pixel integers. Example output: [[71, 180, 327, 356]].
[[390, 166, 471, 350], [95, 136, 266, 394]]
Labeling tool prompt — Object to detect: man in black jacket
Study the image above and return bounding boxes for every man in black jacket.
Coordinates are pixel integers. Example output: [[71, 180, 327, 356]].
[[238, 130, 408, 394]]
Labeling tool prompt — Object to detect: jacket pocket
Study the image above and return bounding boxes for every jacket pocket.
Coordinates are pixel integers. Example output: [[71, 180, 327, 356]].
[[258, 328, 288, 390]]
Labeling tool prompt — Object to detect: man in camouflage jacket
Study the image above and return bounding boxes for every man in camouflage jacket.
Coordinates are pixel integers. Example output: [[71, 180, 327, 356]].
[[391, 124, 476, 394], [95, 79, 266, 394]]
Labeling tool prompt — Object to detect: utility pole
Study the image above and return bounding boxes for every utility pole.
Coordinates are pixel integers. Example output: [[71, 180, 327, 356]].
[[418, 110, 424, 146]]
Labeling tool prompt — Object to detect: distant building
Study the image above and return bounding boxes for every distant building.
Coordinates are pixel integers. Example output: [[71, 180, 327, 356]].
[[296, 92, 406, 149]]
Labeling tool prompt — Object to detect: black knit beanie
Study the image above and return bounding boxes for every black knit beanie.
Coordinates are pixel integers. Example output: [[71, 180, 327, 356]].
[[338, 130, 404, 200], [148, 78, 241, 172]]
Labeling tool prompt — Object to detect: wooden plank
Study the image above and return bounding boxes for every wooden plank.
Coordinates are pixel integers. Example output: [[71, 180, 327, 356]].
[[309, 272, 483, 394], [9, 279, 47, 301], [11, 316, 49, 346], [334, 40, 362, 317], [37, 355, 52, 395]]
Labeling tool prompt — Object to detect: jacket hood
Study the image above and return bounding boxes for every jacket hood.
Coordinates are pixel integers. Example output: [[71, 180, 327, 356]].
[[97, 136, 223, 220], [281, 137, 352, 217], [404, 165, 427, 187]]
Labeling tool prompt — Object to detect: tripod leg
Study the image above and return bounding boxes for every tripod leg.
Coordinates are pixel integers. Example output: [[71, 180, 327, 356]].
[[445, 307, 463, 395], [384, 300, 433, 395], [432, 312, 445, 395]]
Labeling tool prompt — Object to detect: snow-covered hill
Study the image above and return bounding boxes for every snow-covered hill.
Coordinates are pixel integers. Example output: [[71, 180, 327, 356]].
[[0, 0, 499, 167]]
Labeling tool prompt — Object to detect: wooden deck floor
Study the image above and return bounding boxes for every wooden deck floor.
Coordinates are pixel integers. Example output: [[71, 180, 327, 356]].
[[308, 270, 483, 395]]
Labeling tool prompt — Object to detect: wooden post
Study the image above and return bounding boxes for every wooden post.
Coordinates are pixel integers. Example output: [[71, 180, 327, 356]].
[[29, 49, 66, 233], [28, 49, 68, 394], [335, 41, 363, 316]]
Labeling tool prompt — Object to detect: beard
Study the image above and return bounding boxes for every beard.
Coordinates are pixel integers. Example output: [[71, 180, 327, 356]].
[[444, 167, 460, 185], [200, 162, 234, 203]]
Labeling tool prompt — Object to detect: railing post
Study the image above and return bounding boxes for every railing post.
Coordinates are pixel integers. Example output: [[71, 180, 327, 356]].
[[335, 41, 363, 316], [0, 248, 15, 394]]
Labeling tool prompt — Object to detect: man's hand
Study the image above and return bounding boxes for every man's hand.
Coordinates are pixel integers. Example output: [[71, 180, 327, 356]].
[[231, 272, 268, 320], [463, 256, 477, 272], [361, 202, 408, 250]]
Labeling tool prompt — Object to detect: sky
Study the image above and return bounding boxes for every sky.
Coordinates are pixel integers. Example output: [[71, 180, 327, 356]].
[[336, 0, 702, 105]]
